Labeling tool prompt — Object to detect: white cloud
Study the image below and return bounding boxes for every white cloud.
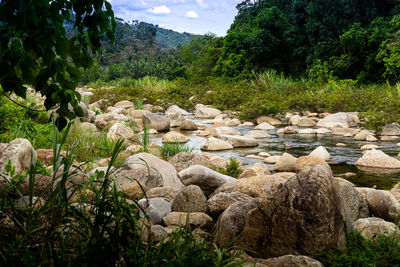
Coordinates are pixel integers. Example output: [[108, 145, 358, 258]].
[[196, 0, 208, 8], [147, 5, 171, 15], [184, 10, 199, 19]]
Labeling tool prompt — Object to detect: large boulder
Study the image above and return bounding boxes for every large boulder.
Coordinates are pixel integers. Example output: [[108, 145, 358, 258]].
[[178, 165, 236, 197], [355, 149, 400, 169], [354, 130, 375, 141], [36, 149, 66, 166], [167, 113, 185, 127], [270, 153, 297, 172], [336, 178, 370, 230], [165, 105, 189, 116], [195, 104, 222, 119], [239, 163, 270, 179], [289, 115, 301, 126], [219, 135, 258, 148], [114, 100, 134, 109], [244, 130, 271, 139], [256, 116, 281, 126], [125, 153, 184, 189], [163, 212, 214, 231], [107, 122, 134, 140], [255, 122, 275, 130], [138, 197, 171, 225], [331, 126, 359, 136], [353, 217, 400, 239], [237, 166, 346, 258], [200, 137, 233, 151], [172, 185, 208, 213], [169, 152, 224, 172], [229, 174, 292, 197], [143, 112, 170, 131], [201, 152, 227, 170], [298, 117, 316, 127], [309, 146, 331, 161], [210, 127, 240, 138], [357, 188, 400, 222], [295, 155, 330, 172], [381, 123, 400, 136], [316, 112, 358, 128], [162, 131, 189, 143], [207, 192, 254, 217], [0, 138, 37, 177], [180, 120, 198, 131], [255, 255, 324, 267], [146, 187, 180, 203], [197, 122, 226, 136], [95, 112, 130, 129], [214, 200, 259, 247]]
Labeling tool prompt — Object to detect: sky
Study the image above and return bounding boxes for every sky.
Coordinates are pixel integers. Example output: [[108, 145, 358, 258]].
[[108, 0, 243, 36]]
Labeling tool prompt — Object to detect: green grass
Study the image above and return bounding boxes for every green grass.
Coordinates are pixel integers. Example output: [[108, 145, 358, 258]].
[[160, 142, 195, 160]]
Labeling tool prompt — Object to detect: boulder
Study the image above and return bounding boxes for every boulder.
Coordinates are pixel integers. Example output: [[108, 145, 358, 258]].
[[270, 153, 297, 172], [244, 130, 271, 139], [214, 200, 259, 247], [230, 174, 291, 197], [335, 178, 370, 230], [315, 128, 332, 134], [169, 152, 226, 172], [255, 123, 275, 130], [355, 149, 400, 169], [178, 165, 236, 197], [138, 197, 172, 225], [94, 112, 130, 129], [354, 130, 375, 141], [256, 255, 324, 267], [36, 149, 66, 166], [149, 225, 168, 242], [298, 128, 316, 134], [295, 155, 331, 172], [201, 152, 227, 170], [331, 126, 359, 136], [0, 138, 37, 177], [361, 144, 381, 150], [172, 185, 208, 213], [107, 122, 134, 140], [180, 120, 198, 131], [237, 166, 345, 258], [165, 105, 189, 116], [167, 113, 185, 127], [163, 212, 214, 231], [195, 105, 222, 119], [277, 126, 298, 134], [128, 109, 151, 119], [263, 156, 281, 164], [143, 112, 170, 132], [210, 127, 240, 138], [239, 163, 271, 179], [114, 100, 134, 109], [298, 117, 316, 127], [200, 137, 233, 151], [256, 116, 281, 126], [357, 188, 400, 222], [197, 122, 226, 136], [162, 131, 189, 143], [289, 115, 301, 126], [366, 135, 378, 142], [381, 123, 400, 136], [309, 146, 331, 161], [219, 135, 259, 148], [207, 192, 254, 217], [227, 118, 241, 127], [353, 217, 400, 239], [125, 153, 184, 189], [146, 187, 180, 203], [316, 112, 358, 128]]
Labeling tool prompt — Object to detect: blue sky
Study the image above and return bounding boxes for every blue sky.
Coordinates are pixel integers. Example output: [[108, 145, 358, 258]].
[[108, 0, 243, 36]]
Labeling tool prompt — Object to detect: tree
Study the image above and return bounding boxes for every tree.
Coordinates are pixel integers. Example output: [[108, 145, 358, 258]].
[[0, 0, 116, 129]]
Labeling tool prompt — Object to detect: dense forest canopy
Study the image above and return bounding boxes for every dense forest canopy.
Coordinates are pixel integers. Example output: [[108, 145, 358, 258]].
[[213, 0, 400, 82]]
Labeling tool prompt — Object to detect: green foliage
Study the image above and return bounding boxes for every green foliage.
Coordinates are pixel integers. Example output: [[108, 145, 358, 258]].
[[217, 157, 243, 178], [0, 0, 116, 130], [315, 231, 400, 266], [160, 143, 195, 160]]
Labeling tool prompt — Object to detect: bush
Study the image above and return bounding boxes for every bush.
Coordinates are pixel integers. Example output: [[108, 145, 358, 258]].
[[217, 157, 243, 178]]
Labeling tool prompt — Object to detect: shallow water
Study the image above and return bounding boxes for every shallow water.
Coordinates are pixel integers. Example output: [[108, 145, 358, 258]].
[[148, 116, 400, 189]]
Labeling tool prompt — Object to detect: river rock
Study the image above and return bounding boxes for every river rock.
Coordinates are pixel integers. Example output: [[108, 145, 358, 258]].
[[200, 137, 233, 151], [94, 112, 130, 129], [197, 122, 226, 136], [336, 178, 370, 230], [255, 122, 275, 130], [0, 138, 37, 177], [255, 255, 324, 267], [214, 200, 259, 247], [107, 122, 134, 140], [357, 188, 400, 222], [277, 126, 298, 134], [315, 128, 332, 134], [230, 174, 291, 197], [146, 187, 180, 203], [316, 112, 358, 128], [298, 128, 315, 134], [114, 100, 134, 109], [165, 105, 189, 116], [36, 149, 67, 166], [256, 116, 281, 126], [227, 118, 241, 126], [381, 123, 400, 136], [237, 165, 345, 258], [162, 131, 189, 143], [167, 113, 185, 127], [309, 146, 331, 161], [138, 197, 172, 225], [180, 120, 198, 130], [178, 165, 236, 197], [263, 156, 281, 164], [355, 149, 400, 169], [172, 185, 208, 213], [210, 126, 240, 138], [143, 112, 170, 131], [125, 153, 184, 189], [207, 192, 254, 217], [149, 225, 168, 242], [289, 115, 301, 126], [244, 130, 271, 139], [195, 104, 222, 119], [366, 135, 378, 142], [170, 152, 214, 172], [295, 155, 330, 172], [354, 130, 375, 141], [298, 117, 316, 127], [127, 109, 151, 119], [353, 217, 400, 239], [270, 153, 297, 172], [201, 152, 227, 170], [239, 163, 271, 179], [219, 135, 258, 148], [331, 126, 359, 136], [163, 212, 214, 231], [361, 144, 381, 150]]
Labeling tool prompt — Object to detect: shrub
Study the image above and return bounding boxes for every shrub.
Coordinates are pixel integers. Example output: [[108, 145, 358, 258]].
[[217, 157, 243, 178]]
